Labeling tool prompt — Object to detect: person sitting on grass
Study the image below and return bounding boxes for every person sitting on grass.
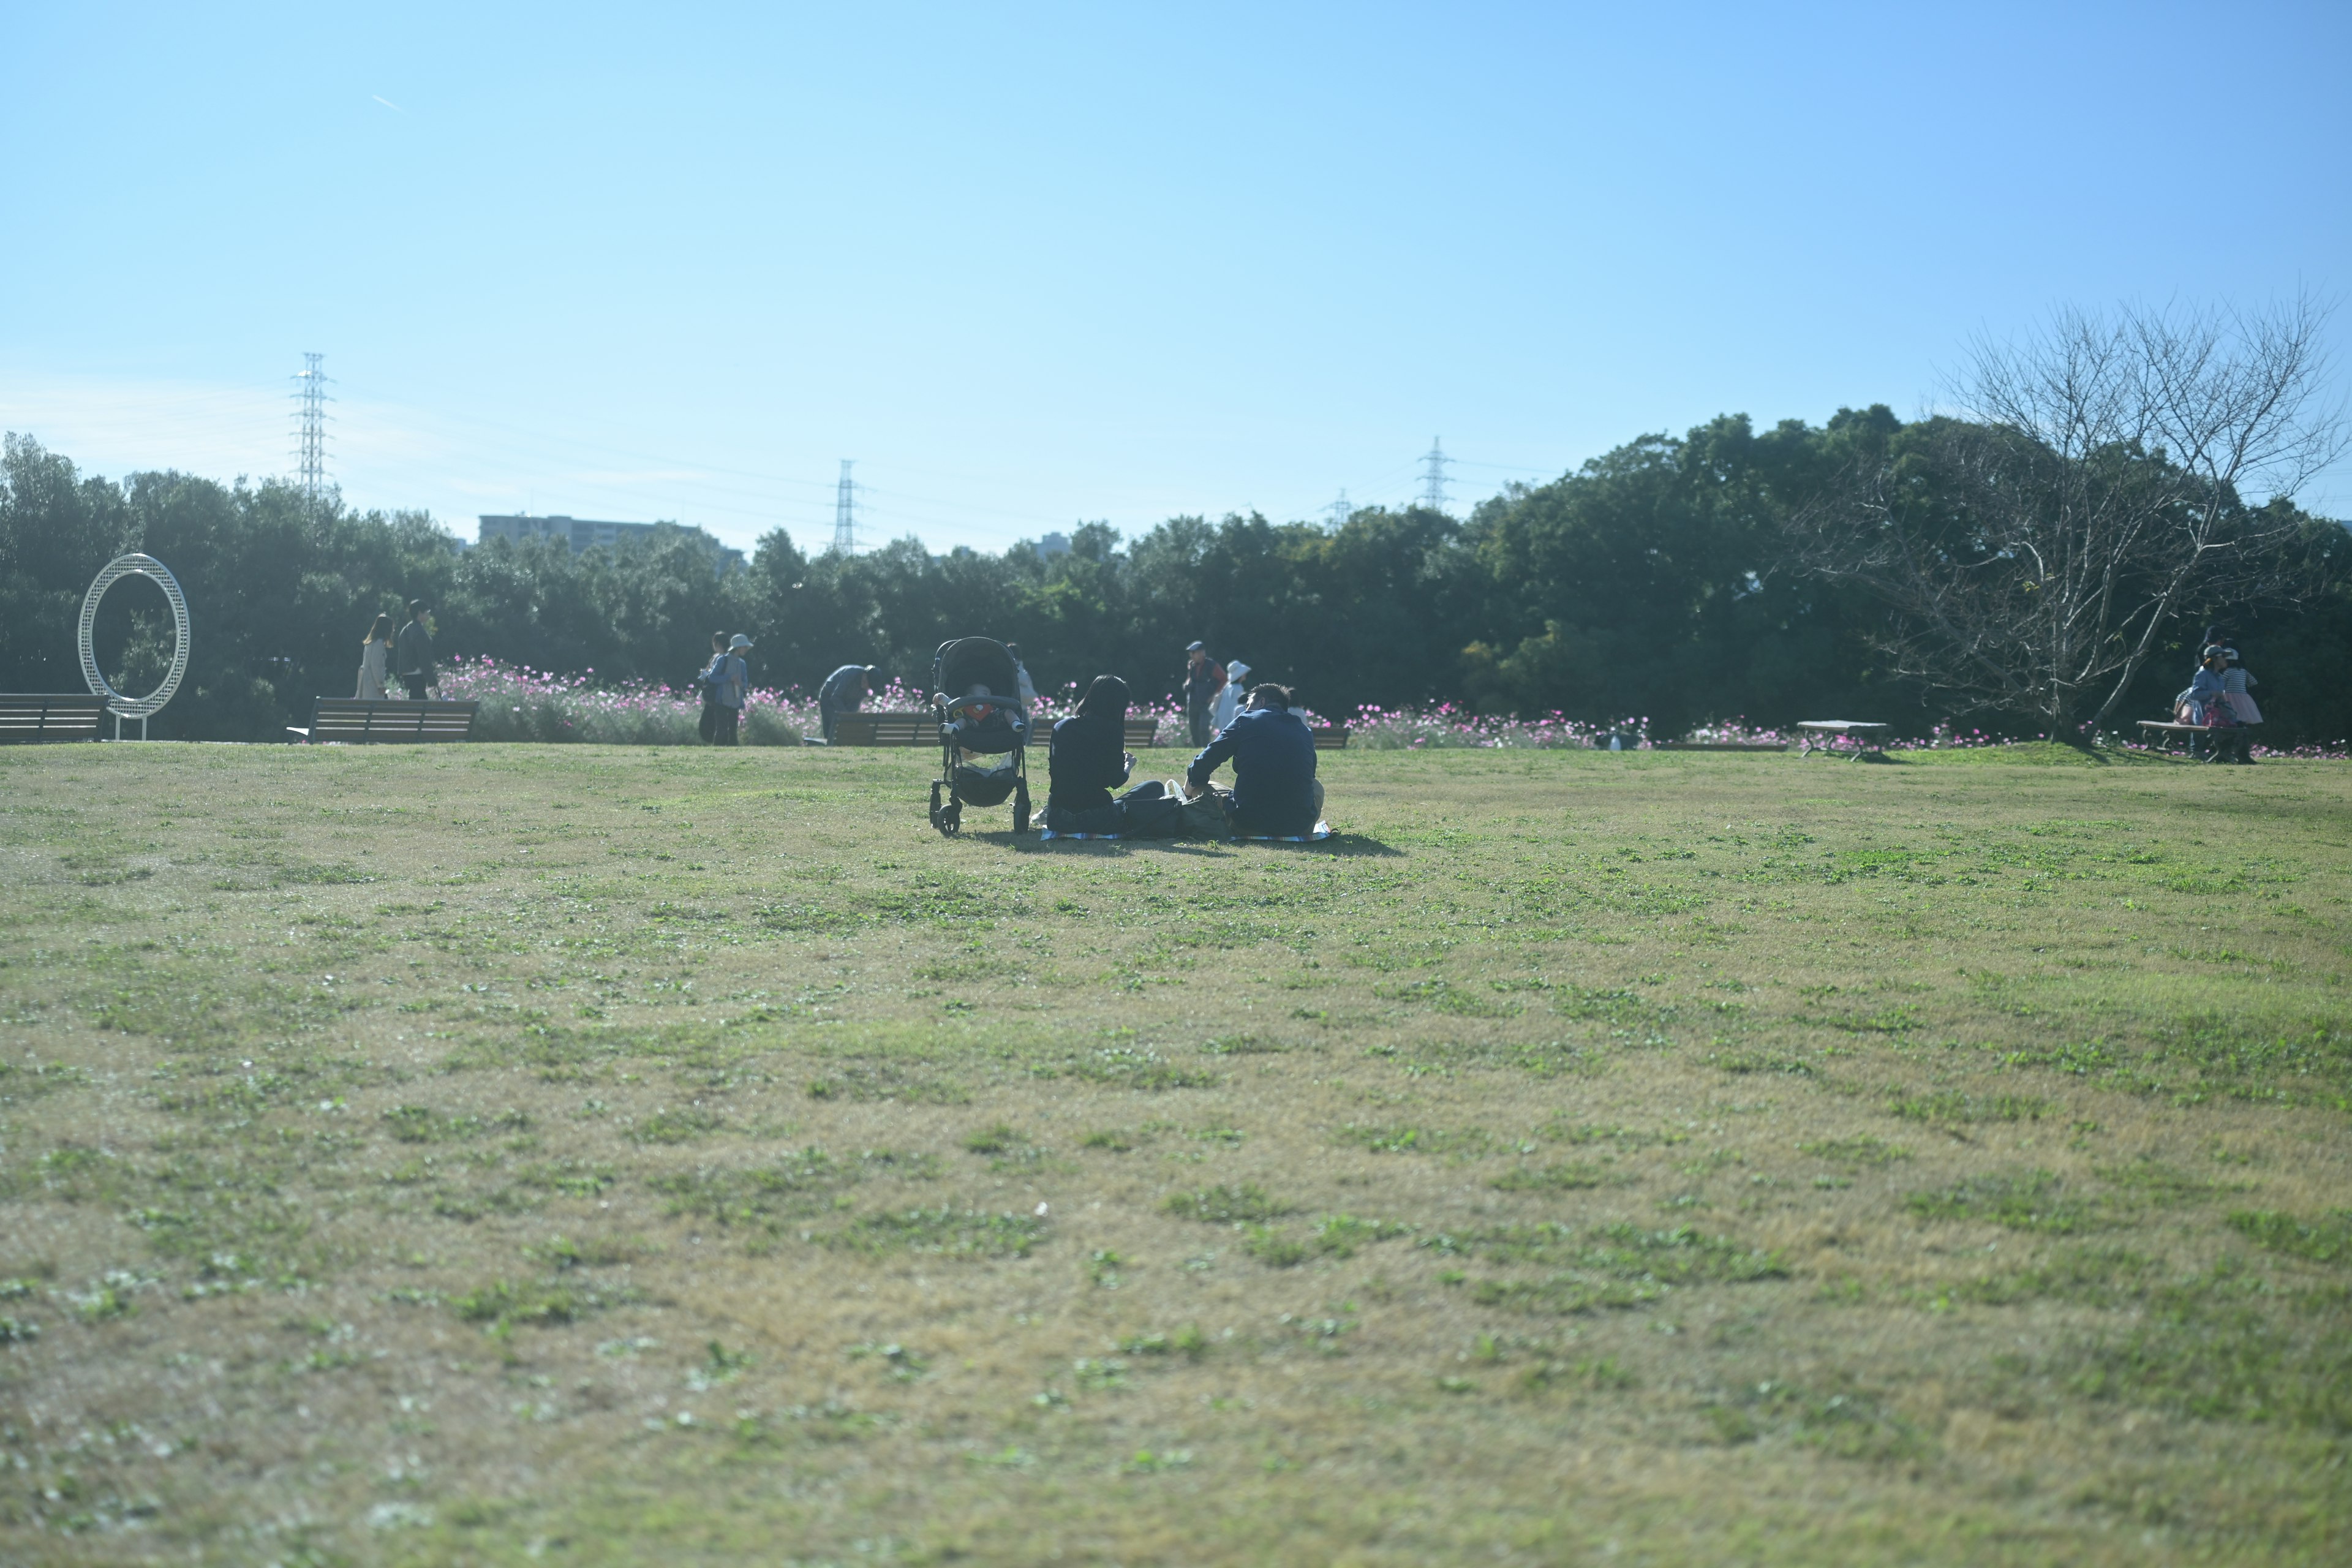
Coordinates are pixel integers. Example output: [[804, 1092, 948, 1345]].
[[1183, 682, 1323, 837], [1045, 675, 1135, 835]]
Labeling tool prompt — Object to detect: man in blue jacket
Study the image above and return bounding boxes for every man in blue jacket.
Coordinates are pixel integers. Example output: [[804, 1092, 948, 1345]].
[[1183, 683, 1324, 837]]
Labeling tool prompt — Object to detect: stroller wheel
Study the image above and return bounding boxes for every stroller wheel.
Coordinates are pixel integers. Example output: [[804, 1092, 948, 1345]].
[[1013, 782, 1031, 834], [930, 780, 953, 835], [943, 802, 962, 835]]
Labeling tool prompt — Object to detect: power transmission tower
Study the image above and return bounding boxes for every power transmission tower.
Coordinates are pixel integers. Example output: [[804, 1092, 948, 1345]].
[[1325, 489, 1352, 529], [292, 352, 333, 510], [1419, 437, 1452, 513], [832, 459, 858, 553]]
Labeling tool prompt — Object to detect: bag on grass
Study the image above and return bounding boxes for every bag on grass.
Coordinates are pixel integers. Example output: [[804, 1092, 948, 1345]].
[[1115, 793, 1185, 839], [1177, 792, 1231, 839]]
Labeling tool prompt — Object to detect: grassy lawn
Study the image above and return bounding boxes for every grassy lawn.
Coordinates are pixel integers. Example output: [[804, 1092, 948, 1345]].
[[3, 741, 2350, 1566]]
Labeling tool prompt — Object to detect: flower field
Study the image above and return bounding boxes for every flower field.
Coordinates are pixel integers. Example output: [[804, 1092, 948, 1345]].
[[433, 657, 2346, 759]]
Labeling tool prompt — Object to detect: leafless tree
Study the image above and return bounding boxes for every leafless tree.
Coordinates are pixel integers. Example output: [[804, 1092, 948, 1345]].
[[1789, 296, 2346, 735]]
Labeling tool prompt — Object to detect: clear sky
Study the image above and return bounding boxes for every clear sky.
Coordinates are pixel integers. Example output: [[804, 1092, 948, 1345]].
[[4, 1, 2346, 556]]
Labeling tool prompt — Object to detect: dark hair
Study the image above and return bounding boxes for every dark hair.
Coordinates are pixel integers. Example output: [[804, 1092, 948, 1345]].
[[407, 598, 429, 617], [1078, 674, 1129, 718], [366, 613, 394, 644], [1248, 683, 1292, 710], [712, 630, 728, 649]]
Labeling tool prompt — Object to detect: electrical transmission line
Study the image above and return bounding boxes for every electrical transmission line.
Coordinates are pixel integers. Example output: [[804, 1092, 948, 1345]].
[[832, 459, 858, 553], [1325, 489, 1352, 529], [292, 352, 333, 510], [1420, 437, 1452, 513]]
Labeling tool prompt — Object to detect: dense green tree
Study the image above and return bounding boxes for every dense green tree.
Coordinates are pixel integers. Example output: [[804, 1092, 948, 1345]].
[[4, 423, 2343, 745]]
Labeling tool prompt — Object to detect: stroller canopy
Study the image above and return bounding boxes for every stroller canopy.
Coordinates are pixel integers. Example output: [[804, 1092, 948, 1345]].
[[934, 638, 1025, 714]]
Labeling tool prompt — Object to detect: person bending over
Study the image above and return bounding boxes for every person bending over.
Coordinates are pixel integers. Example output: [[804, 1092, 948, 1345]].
[[1183, 682, 1322, 837], [1046, 676, 1135, 835], [818, 663, 874, 743]]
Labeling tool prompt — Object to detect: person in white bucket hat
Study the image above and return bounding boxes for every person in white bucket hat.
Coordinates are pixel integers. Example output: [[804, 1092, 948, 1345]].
[[1212, 660, 1249, 734]]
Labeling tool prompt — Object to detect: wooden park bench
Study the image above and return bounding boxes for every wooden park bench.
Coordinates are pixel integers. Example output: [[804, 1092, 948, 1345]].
[[0, 693, 109, 744], [1796, 720, 1890, 759], [2136, 719, 2246, 760], [830, 711, 941, 747], [1028, 720, 1342, 749], [1654, 740, 1789, 752], [288, 698, 480, 744], [1025, 718, 1163, 748]]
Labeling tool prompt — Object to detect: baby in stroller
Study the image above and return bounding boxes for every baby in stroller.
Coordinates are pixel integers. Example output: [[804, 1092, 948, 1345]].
[[929, 638, 1037, 834], [946, 683, 1024, 758]]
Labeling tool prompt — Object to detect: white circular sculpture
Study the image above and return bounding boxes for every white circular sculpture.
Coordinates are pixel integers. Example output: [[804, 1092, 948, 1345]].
[[80, 553, 190, 737]]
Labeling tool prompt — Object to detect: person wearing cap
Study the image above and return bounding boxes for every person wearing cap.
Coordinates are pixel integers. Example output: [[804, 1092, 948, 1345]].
[[1212, 659, 1250, 734], [394, 599, 439, 701], [707, 634, 753, 745], [1182, 641, 1225, 748], [818, 663, 875, 744]]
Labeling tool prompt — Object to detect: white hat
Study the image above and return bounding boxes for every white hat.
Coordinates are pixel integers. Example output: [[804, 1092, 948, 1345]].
[[729, 634, 754, 649], [1226, 660, 1251, 682]]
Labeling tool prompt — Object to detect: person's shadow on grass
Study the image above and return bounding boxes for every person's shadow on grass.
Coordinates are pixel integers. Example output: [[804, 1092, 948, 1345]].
[[991, 831, 1405, 858]]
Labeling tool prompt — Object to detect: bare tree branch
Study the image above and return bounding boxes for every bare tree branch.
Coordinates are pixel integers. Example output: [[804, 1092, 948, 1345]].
[[1785, 296, 2345, 736]]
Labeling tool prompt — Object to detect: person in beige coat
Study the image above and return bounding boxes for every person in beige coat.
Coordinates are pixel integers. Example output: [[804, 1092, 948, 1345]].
[[356, 614, 394, 700]]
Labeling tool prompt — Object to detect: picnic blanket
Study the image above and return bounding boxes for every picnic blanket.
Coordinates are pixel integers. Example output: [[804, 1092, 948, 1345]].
[[1038, 821, 1332, 843]]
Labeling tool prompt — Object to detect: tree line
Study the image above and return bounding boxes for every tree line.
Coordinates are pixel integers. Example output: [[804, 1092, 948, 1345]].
[[5, 316, 2346, 747]]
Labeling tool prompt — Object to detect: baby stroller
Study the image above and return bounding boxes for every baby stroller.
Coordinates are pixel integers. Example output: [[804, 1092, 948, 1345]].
[[928, 637, 1033, 835]]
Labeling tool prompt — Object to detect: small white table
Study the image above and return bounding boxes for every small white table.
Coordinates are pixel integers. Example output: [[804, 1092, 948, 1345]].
[[1796, 720, 1890, 759]]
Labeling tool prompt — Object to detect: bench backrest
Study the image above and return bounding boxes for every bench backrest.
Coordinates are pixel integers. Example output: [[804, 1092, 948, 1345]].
[[832, 711, 940, 747], [1027, 717, 1161, 748], [1311, 725, 1349, 750], [306, 698, 479, 744], [0, 693, 108, 744]]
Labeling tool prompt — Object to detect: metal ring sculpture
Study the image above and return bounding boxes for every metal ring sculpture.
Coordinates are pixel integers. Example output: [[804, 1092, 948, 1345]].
[[80, 553, 190, 720]]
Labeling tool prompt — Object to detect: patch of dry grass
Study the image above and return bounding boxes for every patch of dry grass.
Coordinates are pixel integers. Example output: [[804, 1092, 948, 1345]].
[[1, 742, 2349, 1564]]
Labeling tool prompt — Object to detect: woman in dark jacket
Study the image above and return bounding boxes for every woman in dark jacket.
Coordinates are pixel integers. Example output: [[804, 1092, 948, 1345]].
[[1046, 675, 1136, 834]]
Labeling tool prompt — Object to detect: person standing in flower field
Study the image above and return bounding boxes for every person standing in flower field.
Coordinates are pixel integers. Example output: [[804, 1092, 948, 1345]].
[[696, 631, 729, 744], [1006, 643, 1039, 711], [709, 635, 753, 745], [1212, 658, 1249, 735], [394, 600, 439, 700], [1183, 641, 1224, 747]]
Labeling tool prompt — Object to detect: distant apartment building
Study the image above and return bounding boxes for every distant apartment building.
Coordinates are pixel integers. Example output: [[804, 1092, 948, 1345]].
[[477, 514, 744, 573], [1035, 531, 1072, 560]]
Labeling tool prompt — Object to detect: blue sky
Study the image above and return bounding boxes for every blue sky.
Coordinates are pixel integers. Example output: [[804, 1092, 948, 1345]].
[[4, 1, 2346, 554]]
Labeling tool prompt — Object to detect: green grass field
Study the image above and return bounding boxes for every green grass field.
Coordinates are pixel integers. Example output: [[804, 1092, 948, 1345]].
[[3, 742, 2349, 1566]]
